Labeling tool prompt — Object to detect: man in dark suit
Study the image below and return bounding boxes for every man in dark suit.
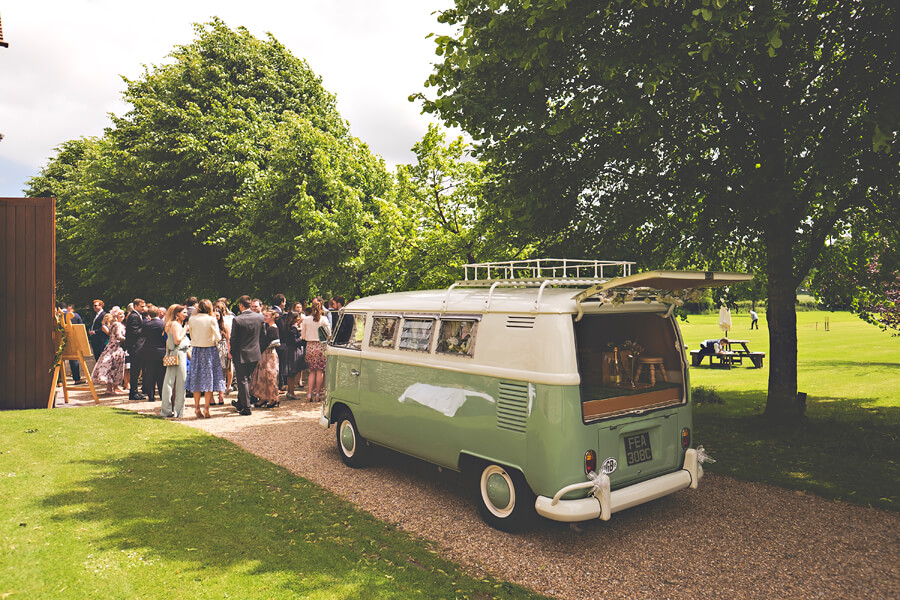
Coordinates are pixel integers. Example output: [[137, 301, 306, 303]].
[[87, 299, 108, 360], [230, 295, 264, 416], [332, 296, 355, 345], [125, 298, 148, 400], [185, 296, 198, 320], [139, 304, 166, 401], [270, 293, 285, 316]]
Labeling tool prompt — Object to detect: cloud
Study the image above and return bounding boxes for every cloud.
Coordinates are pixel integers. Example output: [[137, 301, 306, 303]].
[[0, 0, 456, 191]]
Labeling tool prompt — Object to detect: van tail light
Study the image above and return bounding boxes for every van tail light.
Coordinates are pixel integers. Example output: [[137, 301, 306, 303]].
[[585, 450, 597, 475], [681, 428, 691, 450]]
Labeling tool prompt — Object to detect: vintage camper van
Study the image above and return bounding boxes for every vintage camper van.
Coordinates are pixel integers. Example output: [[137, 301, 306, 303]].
[[321, 260, 749, 530]]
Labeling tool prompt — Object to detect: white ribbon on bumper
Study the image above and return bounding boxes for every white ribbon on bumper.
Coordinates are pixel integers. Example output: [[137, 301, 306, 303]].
[[695, 445, 716, 464], [586, 470, 611, 498]]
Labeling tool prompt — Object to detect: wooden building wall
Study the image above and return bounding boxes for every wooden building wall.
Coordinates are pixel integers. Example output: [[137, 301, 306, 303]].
[[0, 197, 56, 410]]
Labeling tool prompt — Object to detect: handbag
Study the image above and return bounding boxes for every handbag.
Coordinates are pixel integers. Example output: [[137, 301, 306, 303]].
[[162, 354, 179, 367], [317, 324, 329, 342]]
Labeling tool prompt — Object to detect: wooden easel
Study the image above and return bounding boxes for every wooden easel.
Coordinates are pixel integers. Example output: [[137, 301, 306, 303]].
[[48, 313, 99, 407]]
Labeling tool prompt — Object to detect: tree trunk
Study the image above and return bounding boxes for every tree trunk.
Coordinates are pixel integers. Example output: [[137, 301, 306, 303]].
[[763, 215, 804, 421]]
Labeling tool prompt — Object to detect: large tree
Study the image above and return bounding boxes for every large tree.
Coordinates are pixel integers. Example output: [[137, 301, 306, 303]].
[[359, 124, 527, 293], [419, 0, 898, 421], [28, 19, 389, 304]]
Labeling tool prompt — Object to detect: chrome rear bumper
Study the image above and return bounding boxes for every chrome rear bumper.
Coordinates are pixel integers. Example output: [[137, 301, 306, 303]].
[[534, 448, 703, 522]]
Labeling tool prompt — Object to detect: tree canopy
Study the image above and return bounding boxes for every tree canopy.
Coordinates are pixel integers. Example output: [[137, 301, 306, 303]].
[[359, 124, 527, 293], [28, 19, 390, 304], [419, 0, 898, 420], [810, 212, 900, 332]]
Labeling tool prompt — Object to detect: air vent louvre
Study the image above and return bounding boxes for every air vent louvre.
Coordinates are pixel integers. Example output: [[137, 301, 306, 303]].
[[497, 381, 529, 433], [506, 316, 535, 329]]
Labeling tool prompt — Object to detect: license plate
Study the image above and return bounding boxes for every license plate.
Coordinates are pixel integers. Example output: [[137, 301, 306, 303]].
[[624, 432, 652, 466]]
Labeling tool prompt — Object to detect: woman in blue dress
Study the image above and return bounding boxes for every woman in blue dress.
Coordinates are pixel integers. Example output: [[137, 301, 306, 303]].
[[184, 299, 225, 418]]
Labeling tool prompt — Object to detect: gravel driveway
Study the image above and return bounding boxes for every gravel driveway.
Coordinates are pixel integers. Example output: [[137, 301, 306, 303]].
[[60, 391, 900, 599]]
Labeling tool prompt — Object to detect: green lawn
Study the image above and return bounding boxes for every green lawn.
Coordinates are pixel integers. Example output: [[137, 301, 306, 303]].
[[2, 311, 896, 598], [680, 310, 900, 511], [0, 408, 546, 600]]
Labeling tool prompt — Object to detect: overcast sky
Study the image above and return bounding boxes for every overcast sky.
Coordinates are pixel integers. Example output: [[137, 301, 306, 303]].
[[0, 0, 455, 196]]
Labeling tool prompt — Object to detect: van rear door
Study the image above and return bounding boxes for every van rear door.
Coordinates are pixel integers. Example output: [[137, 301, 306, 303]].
[[574, 270, 753, 320], [598, 411, 683, 488]]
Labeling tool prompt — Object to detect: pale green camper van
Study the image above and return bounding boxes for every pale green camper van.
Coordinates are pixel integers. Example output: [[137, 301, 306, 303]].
[[321, 260, 749, 530]]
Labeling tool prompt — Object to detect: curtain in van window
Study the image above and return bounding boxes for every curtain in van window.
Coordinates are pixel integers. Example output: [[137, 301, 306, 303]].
[[436, 319, 477, 356], [370, 317, 399, 348]]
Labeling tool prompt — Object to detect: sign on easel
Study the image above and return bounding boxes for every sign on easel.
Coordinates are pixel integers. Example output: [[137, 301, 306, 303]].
[[48, 314, 99, 407]]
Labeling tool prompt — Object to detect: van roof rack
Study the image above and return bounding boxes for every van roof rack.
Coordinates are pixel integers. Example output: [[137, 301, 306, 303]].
[[459, 259, 634, 286], [443, 259, 636, 312]]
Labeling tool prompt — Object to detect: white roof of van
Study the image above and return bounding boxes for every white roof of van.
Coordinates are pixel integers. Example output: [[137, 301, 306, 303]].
[[345, 287, 637, 315], [346, 270, 751, 316]]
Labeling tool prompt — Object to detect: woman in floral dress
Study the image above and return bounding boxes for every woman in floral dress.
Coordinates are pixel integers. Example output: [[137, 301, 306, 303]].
[[250, 310, 281, 407], [300, 299, 331, 402], [91, 307, 126, 394], [214, 302, 231, 406]]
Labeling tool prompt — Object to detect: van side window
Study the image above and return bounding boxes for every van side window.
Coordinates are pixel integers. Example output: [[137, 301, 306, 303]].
[[370, 317, 399, 349], [436, 319, 477, 357], [333, 313, 365, 349], [398, 318, 434, 352]]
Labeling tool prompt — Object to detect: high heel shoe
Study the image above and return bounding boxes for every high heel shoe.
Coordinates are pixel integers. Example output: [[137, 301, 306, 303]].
[[203, 407, 211, 418], [195, 409, 204, 419]]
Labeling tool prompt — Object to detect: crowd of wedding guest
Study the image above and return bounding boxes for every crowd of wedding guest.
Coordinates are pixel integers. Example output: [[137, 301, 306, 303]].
[[57, 293, 344, 419]]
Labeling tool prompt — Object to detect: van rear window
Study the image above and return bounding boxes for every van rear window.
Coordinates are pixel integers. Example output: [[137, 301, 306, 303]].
[[436, 319, 477, 357], [399, 318, 434, 352], [370, 317, 399, 349]]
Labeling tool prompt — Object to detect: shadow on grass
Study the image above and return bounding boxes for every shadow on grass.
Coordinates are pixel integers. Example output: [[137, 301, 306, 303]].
[[694, 390, 899, 511], [798, 361, 900, 370], [36, 423, 538, 599]]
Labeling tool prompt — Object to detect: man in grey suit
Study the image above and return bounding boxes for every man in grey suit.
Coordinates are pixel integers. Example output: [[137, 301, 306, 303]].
[[125, 298, 148, 400], [229, 295, 264, 415]]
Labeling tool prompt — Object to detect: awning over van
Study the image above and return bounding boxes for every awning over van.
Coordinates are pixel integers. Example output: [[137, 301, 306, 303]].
[[573, 270, 753, 318]]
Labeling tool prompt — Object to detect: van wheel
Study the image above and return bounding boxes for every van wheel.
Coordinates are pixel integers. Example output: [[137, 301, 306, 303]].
[[476, 464, 535, 532], [335, 409, 366, 468]]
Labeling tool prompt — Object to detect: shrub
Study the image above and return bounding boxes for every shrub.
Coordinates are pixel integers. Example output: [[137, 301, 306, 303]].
[[692, 386, 725, 405], [683, 297, 715, 314]]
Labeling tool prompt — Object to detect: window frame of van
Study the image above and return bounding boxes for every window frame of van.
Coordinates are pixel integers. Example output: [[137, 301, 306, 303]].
[[369, 314, 402, 350], [435, 315, 480, 358], [331, 312, 366, 350], [397, 313, 440, 353]]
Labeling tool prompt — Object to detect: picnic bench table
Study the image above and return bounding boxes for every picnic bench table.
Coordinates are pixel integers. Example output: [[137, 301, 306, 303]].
[[690, 338, 765, 368]]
